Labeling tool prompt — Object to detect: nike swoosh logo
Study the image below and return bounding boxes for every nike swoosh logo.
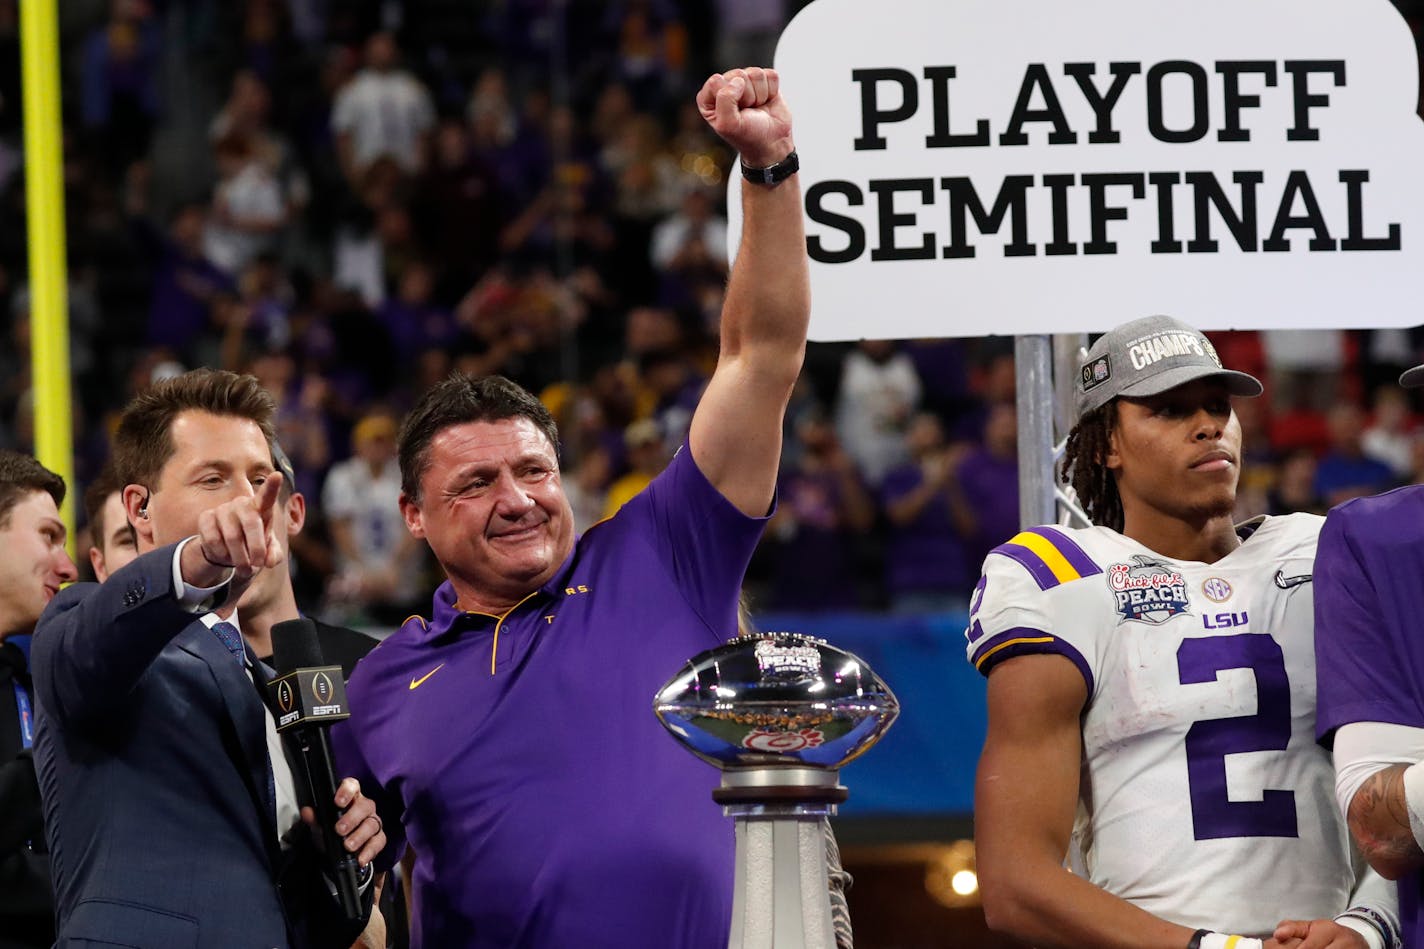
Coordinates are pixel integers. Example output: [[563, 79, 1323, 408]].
[[1273, 570, 1313, 590], [409, 664, 445, 690]]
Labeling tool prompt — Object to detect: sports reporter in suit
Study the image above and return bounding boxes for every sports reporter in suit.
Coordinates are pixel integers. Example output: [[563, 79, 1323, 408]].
[[32, 368, 386, 948]]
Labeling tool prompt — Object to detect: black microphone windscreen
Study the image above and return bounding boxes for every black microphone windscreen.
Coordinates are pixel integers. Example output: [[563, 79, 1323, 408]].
[[271, 617, 326, 673]]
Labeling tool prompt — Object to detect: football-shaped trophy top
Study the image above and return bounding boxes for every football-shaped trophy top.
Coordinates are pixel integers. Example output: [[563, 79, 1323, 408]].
[[653, 632, 899, 770]]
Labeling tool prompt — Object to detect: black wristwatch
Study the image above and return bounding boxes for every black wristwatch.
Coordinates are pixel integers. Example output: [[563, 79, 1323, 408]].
[[741, 150, 799, 186]]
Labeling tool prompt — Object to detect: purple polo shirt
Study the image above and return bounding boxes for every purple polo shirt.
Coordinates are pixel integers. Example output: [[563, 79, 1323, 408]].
[[1315, 485, 1424, 946], [332, 443, 768, 948]]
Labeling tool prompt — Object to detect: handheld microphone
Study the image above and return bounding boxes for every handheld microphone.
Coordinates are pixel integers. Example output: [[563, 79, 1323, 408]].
[[269, 618, 364, 925]]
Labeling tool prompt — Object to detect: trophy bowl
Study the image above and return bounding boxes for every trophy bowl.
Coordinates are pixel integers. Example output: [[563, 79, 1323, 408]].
[[653, 632, 899, 770]]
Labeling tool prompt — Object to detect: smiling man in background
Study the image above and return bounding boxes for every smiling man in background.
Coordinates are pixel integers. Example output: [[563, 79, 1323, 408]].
[[0, 451, 78, 949], [81, 464, 138, 582]]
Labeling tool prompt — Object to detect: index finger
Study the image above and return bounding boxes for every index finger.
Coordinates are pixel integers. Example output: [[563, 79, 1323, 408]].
[[696, 74, 726, 119], [255, 471, 283, 521]]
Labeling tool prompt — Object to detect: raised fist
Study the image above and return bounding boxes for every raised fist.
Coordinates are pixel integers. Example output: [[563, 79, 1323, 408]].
[[697, 66, 794, 169]]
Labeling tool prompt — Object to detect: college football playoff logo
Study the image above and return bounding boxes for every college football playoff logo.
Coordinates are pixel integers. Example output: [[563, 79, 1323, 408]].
[[276, 679, 295, 714]]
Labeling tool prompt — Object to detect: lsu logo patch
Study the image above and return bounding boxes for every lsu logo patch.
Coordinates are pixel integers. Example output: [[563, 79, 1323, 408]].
[[1081, 355, 1111, 392], [1108, 556, 1191, 624]]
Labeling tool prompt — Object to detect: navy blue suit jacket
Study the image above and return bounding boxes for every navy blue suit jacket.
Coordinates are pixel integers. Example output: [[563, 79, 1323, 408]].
[[31, 544, 369, 949]]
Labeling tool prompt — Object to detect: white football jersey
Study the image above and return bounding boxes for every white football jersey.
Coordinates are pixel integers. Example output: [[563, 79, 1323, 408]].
[[967, 514, 1354, 935]]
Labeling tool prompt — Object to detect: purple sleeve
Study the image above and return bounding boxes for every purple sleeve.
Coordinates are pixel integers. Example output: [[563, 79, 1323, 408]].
[[969, 625, 1095, 696], [1314, 506, 1424, 741], [632, 441, 771, 628]]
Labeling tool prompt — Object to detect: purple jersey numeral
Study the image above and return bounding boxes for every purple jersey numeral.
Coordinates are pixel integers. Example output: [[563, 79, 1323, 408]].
[[1176, 634, 1299, 840]]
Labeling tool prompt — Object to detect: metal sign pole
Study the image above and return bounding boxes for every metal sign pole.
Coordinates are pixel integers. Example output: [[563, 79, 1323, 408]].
[[1015, 334, 1057, 529]]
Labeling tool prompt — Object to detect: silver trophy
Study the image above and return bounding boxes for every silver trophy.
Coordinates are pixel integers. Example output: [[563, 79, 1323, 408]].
[[654, 632, 899, 949]]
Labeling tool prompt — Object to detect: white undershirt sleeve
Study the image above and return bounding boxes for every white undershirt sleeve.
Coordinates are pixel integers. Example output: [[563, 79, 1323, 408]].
[[1332, 721, 1424, 820], [1330, 721, 1416, 949]]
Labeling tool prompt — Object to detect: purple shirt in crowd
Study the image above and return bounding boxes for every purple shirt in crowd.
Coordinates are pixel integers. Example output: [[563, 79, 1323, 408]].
[[878, 463, 969, 596], [1315, 485, 1424, 945], [956, 448, 1020, 570], [331, 444, 769, 948]]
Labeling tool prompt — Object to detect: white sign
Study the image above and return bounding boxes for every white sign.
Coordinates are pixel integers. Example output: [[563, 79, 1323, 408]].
[[733, 0, 1424, 340]]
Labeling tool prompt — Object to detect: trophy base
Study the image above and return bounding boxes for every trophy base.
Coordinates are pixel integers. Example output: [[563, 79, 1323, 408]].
[[718, 768, 841, 949], [713, 767, 848, 811]]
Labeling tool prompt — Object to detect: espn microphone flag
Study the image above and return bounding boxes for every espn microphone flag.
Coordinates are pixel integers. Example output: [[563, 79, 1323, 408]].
[[270, 618, 364, 925]]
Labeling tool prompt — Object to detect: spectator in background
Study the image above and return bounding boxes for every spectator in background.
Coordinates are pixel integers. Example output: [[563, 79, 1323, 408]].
[[1230, 393, 1276, 520], [235, 0, 300, 90], [331, 31, 436, 184], [210, 70, 279, 156], [564, 443, 613, 533], [1362, 384, 1416, 480], [713, 0, 787, 70], [127, 170, 235, 362], [216, 256, 297, 366], [376, 262, 456, 363], [954, 347, 1017, 442], [590, 83, 637, 160], [834, 339, 921, 488], [602, 418, 670, 519], [1262, 327, 1346, 414], [606, 113, 681, 220], [1315, 401, 1396, 507], [637, 346, 705, 448], [0, 282, 98, 458], [79, 0, 161, 178], [208, 70, 310, 234], [248, 349, 332, 501], [1268, 447, 1326, 516], [465, 68, 518, 151], [651, 186, 728, 309], [499, 156, 616, 279], [605, 0, 687, 110], [322, 410, 425, 624], [82, 464, 138, 583], [956, 401, 1021, 571], [767, 409, 875, 611], [880, 412, 975, 614], [204, 134, 291, 277], [0, 452, 78, 949], [412, 120, 502, 293]]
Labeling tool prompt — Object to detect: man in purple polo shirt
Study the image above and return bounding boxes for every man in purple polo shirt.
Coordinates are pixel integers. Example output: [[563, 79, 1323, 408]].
[[1316, 360, 1424, 948], [331, 66, 808, 948]]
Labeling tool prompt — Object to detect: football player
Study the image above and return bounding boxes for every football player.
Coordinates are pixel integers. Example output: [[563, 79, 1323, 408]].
[[968, 315, 1397, 949]]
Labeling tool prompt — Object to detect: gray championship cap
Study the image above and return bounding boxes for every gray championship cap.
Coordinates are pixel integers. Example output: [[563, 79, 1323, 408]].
[[1400, 364, 1424, 388], [1075, 315, 1263, 420]]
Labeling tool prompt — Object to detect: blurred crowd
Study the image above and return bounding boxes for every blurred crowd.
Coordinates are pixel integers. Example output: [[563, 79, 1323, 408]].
[[3, 0, 1424, 624]]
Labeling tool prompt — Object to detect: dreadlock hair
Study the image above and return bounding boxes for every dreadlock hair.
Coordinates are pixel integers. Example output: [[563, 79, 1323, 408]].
[[1061, 401, 1123, 532]]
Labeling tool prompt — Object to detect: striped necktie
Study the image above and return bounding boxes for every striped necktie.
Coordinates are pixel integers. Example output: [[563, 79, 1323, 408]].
[[211, 621, 247, 667], [212, 620, 278, 824]]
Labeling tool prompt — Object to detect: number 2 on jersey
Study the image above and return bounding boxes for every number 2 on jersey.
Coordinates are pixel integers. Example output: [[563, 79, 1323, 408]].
[[1177, 634, 1299, 840]]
